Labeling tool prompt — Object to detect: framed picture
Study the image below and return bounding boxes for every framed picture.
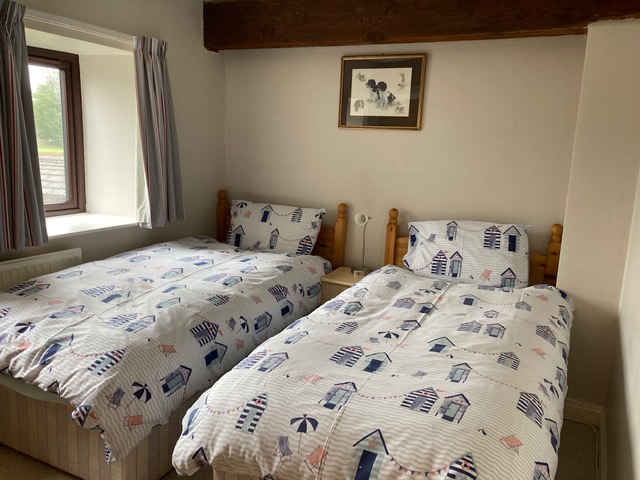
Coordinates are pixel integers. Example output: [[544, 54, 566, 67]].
[[339, 54, 427, 130]]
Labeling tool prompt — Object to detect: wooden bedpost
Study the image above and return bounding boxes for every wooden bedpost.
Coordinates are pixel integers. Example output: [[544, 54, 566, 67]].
[[332, 203, 348, 269], [384, 208, 399, 265], [381, 207, 563, 285], [217, 190, 230, 242], [544, 224, 563, 285]]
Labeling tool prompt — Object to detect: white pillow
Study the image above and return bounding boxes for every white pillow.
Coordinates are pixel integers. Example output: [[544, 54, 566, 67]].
[[227, 200, 325, 255], [402, 220, 530, 288]]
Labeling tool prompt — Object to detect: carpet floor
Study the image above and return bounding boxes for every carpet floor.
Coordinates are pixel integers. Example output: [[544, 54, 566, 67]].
[[556, 419, 599, 480], [0, 419, 599, 479]]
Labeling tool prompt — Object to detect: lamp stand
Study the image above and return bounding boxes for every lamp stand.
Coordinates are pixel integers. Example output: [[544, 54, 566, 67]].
[[351, 265, 372, 276], [351, 218, 372, 276]]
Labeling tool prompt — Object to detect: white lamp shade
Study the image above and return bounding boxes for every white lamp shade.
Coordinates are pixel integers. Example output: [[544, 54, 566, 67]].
[[354, 212, 371, 226]]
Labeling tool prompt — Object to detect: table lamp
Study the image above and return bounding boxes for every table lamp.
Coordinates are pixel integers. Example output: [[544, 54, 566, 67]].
[[352, 212, 372, 276]]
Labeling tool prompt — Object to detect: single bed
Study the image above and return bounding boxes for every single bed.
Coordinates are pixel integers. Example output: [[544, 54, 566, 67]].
[[0, 190, 347, 480], [172, 209, 573, 480]]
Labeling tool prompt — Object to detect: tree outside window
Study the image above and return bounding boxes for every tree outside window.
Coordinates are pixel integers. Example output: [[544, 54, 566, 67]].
[[28, 46, 85, 216]]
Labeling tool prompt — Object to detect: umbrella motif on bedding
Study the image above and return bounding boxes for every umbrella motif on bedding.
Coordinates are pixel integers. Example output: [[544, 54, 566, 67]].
[[239, 316, 249, 333], [378, 331, 400, 342], [15, 322, 35, 334], [290, 414, 319, 453], [125, 381, 152, 409]]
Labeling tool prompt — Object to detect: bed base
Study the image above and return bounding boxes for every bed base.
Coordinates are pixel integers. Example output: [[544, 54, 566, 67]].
[[383, 208, 563, 286], [216, 190, 348, 270], [0, 381, 198, 479]]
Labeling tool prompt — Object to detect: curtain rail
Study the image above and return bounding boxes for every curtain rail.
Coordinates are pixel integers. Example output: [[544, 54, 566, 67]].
[[24, 9, 134, 51]]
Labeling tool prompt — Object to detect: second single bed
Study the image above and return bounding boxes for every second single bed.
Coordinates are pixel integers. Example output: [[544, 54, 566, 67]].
[[172, 209, 573, 480]]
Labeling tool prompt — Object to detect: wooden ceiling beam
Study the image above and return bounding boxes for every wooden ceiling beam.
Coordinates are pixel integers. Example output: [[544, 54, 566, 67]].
[[203, 0, 640, 51]]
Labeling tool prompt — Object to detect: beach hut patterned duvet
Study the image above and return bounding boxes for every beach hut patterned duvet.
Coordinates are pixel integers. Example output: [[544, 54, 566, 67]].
[[172, 267, 574, 479], [0, 236, 330, 462]]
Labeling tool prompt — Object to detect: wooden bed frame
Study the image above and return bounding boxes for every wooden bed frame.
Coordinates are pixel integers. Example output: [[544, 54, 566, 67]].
[[383, 208, 563, 286], [0, 191, 348, 480], [216, 189, 348, 270]]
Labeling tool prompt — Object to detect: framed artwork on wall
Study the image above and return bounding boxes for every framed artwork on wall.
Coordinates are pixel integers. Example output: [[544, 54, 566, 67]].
[[338, 54, 427, 130]]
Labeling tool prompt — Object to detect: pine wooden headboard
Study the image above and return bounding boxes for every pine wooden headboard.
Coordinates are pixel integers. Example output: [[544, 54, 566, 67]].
[[383, 208, 563, 286], [216, 189, 348, 270]]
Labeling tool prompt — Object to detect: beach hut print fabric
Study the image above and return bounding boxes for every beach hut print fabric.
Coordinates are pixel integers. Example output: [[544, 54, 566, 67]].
[[173, 267, 574, 479], [402, 220, 530, 288], [401, 387, 439, 413], [0, 236, 330, 462], [227, 199, 325, 254]]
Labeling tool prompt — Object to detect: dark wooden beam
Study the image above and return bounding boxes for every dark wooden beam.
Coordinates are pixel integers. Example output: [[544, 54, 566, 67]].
[[203, 0, 640, 51]]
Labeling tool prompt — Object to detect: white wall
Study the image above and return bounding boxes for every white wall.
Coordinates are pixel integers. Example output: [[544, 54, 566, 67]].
[[81, 55, 137, 216], [225, 36, 585, 265], [594, 20, 640, 478], [557, 19, 640, 405], [0, 0, 225, 263], [606, 171, 640, 478]]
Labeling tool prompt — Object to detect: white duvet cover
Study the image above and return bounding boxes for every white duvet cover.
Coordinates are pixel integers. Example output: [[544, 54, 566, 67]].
[[172, 266, 573, 480], [0, 236, 329, 461]]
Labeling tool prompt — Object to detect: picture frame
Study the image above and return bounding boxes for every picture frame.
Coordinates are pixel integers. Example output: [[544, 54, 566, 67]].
[[339, 54, 427, 130]]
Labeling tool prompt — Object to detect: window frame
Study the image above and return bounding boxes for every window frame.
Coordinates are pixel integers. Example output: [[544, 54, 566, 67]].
[[28, 46, 86, 216]]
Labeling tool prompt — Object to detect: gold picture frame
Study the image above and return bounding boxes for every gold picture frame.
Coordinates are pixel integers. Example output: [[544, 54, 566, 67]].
[[339, 54, 427, 130]]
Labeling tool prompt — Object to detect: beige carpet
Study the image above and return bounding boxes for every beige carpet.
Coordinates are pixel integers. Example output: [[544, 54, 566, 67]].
[[0, 419, 598, 479], [556, 419, 599, 480]]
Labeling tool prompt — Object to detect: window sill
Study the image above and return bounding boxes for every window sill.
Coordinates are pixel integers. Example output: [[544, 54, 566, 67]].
[[46, 213, 137, 239]]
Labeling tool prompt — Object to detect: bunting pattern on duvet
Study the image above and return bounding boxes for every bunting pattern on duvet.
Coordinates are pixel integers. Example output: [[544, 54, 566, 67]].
[[173, 266, 573, 480]]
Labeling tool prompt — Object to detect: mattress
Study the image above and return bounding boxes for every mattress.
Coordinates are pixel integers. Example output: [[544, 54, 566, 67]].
[[172, 266, 574, 479]]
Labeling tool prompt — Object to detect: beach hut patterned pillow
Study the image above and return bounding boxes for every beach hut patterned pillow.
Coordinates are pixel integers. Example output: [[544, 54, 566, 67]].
[[402, 220, 530, 288], [227, 200, 325, 255]]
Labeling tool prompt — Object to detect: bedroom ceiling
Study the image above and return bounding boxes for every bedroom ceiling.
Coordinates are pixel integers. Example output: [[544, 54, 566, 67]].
[[203, 0, 640, 51]]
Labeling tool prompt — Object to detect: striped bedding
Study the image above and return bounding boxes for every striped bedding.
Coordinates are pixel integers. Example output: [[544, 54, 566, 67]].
[[172, 266, 573, 480], [0, 236, 330, 462]]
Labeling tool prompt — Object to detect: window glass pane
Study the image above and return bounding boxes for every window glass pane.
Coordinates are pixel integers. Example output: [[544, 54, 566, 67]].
[[29, 64, 69, 205]]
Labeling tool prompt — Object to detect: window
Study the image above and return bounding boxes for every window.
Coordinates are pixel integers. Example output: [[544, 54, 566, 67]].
[[28, 46, 85, 216]]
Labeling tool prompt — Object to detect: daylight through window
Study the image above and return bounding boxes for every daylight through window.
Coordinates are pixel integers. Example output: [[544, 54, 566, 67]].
[[28, 46, 85, 216]]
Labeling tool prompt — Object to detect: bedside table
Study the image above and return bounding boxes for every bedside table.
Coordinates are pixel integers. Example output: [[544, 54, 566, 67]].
[[320, 266, 363, 303]]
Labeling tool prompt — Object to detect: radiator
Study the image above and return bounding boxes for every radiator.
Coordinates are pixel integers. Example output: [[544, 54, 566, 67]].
[[0, 248, 83, 291]]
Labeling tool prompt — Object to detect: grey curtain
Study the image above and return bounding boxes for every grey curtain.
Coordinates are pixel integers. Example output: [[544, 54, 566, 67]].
[[134, 36, 184, 228], [0, 0, 47, 251]]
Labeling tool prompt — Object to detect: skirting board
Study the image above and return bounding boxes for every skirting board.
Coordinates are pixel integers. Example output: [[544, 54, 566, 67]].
[[564, 398, 603, 426], [564, 397, 605, 480]]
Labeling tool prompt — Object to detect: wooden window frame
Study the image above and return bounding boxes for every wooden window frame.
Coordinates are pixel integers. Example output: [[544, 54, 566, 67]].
[[28, 46, 86, 216]]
